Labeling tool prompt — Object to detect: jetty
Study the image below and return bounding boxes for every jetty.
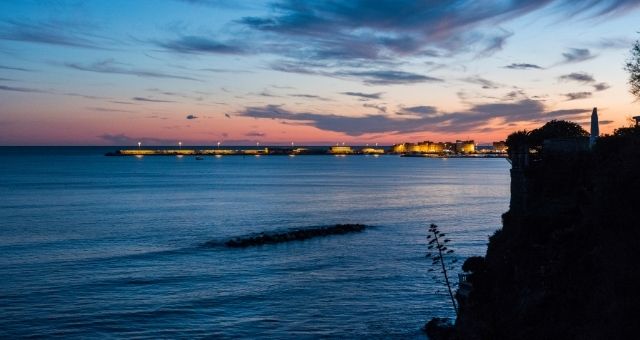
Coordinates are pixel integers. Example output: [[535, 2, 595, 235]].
[[207, 224, 368, 248], [105, 146, 507, 157]]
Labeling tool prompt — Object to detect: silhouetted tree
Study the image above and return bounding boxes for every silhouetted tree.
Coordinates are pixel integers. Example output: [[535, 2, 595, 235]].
[[505, 120, 588, 154], [625, 38, 640, 100], [527, 120, 588, 147], [505, 130, 529, 157], [426, 223, 458, 316]]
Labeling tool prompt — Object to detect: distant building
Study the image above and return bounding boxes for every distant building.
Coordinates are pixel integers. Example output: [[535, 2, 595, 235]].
[[361, 147, 385, 154], [633, 115, 640, 127], [329, 146, 354, 154], [493, 141, 507, 153], [456, 140, 475, 153], [476, 145, 494, 153], [391, 141, 444, 153]]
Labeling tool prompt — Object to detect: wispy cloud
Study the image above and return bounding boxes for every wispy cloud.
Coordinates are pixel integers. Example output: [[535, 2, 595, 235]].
[[245, 131, 266, 137], [99, 133, 178, 145], [0, 84, 46, 93], [64, 59, 200, 81], [564, 92, 592, 100], [363, 103, 387, 114], [504, 63, 543, 70], [559, 72, 595, 83], [290, 94, 330, 101], [335, 70, 442, 85], [0, 19, 112, 49], [88, 107, 134, 113], [463, 76, 501, 89], [593, 82, 610, 91], [561, 48, 595, 64], [397, 106, 438, 117], [156, 35, 245, 54], [238, 100, 589, 136], [341, 92, 383, 100], [0, 64, 34, 72], [132, 97, 176, 103]]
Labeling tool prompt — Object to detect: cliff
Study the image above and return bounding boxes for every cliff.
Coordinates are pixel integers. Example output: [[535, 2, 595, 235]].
[[451, 126, 640, 339]]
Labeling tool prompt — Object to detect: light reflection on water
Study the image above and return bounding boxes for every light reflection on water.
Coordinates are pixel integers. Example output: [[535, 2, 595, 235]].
[[0, 147, 510, 338]]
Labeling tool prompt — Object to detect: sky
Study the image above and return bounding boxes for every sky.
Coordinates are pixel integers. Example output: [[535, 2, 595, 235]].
[[1, 0, 639, 146]]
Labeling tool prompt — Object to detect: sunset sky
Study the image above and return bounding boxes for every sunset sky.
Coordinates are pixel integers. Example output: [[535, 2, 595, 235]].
[[1, 0, 640, 146]]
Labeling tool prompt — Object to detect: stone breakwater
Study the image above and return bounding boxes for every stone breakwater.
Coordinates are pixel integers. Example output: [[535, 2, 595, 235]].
[[211, 224, 368, 248]]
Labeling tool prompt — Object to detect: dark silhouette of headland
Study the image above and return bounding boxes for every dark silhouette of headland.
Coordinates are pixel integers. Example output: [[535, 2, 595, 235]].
[[426, 115, 640, 339]]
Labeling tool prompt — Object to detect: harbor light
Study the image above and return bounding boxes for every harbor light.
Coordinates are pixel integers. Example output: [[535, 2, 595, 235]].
[[137, 141, 141, 150], [178, 141, 182, 150], [217, 141, 221, 149]]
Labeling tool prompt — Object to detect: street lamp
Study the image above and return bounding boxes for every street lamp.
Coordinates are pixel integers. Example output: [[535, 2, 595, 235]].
[[137, 141, 141, 150], [178, 141, 182, 150], [217, 141, 221, 149]]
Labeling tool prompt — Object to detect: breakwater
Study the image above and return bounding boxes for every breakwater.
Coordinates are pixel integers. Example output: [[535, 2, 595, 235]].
[[208, 224, 368, 248], [105, 147, 507, 157]]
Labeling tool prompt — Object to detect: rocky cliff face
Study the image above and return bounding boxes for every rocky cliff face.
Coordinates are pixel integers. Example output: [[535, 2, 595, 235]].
[[452, 128, 640, 339]]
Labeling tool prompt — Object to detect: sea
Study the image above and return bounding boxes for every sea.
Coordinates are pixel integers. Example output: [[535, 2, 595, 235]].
[[0, 147, 510, 338]]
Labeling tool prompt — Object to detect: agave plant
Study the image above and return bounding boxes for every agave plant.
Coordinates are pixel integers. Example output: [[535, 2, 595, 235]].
[[426, 223, 458, 316]]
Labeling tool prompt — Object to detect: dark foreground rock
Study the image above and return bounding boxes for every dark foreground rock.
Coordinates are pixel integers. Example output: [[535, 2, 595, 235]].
[[424, 318, 454, 340], [452, 125, 640, 339], [217, 224, 367, 248]]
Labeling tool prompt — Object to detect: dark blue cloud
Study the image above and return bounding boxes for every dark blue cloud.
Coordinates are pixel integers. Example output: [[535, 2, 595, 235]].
[[397, 106, 438, 116], [593, 83, 610, 91], [238, 0, 639, 64], [0, 19, 110, 49], [504, 63, 543, 70], [238, 99, 589, 135], [98, 133, 178, 145], [564, 92, 592, 101], [463, 76, 501, 89], [561, 48, 595, 63], [0, 64, 34, 72], [0, 84, 45, 93], [559, 72, 595, 83], [156, 36, 245, 54], [65, 59, 200, 81], [132, 97, 175, 103], [341, 92, 383, 99], [335, 70, 442, 85]]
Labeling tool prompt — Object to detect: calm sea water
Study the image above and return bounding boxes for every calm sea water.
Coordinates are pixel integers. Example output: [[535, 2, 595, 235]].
[[0, 147, 510, 338]]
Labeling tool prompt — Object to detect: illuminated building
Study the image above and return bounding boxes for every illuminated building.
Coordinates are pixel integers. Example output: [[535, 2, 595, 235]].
[[361, 147, 385, 154], [329, 146, 354, 154], [493, 141, 507, 153], [455, 140, 475, 153]]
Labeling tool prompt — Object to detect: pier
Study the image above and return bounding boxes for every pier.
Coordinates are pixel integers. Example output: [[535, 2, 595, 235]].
[[105, 146, 508, 157]]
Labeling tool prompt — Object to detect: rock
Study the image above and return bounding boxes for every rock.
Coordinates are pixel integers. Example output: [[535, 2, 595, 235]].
[[223, 224, 367, 248], [423, 317, 454, 340]]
